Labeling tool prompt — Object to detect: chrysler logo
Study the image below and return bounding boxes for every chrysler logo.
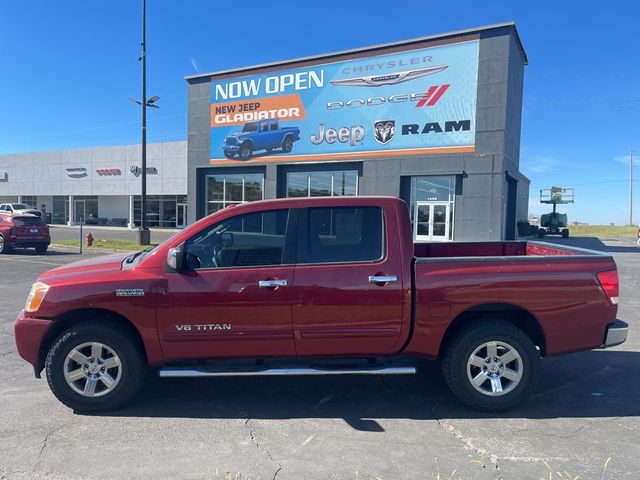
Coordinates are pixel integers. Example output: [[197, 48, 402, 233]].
[[65, 167, 88, 178], [330, 65, 448, 87], [374, 120, 395, 145]]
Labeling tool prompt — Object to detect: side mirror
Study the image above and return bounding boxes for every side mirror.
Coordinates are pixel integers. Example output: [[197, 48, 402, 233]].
[[167, 245, 184, 272], [220, 231, 234, 247]]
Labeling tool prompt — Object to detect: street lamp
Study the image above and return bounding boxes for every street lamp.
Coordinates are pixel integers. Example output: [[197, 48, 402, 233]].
[[134, 0, 159, 245]]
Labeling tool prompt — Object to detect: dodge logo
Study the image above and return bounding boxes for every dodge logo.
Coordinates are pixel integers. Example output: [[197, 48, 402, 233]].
[[374, 120, 395, 145]]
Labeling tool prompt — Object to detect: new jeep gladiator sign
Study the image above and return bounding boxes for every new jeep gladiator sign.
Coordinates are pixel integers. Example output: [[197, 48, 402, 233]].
[[210, 40, 479, 164]]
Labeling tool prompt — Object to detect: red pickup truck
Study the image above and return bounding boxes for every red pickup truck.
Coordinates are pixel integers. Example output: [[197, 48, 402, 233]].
[[14, 197, 627, 412]]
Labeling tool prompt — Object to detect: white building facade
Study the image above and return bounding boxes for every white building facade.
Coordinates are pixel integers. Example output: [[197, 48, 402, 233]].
[[0, 141, 187, 228]]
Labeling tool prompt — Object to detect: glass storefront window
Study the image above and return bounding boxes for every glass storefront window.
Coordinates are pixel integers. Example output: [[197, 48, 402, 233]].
[[206, 173, 265, 214], [52, 196, 67, 225], [286, 170, 358, 198], [134, 195, 188, 228]]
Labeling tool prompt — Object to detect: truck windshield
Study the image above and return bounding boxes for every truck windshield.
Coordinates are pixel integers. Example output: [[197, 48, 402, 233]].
[[242, 122, 258, 132]]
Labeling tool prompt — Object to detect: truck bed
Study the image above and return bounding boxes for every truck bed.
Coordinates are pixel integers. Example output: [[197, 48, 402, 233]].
[[414, 240, 595, 258], [406, 240, 618, 359]]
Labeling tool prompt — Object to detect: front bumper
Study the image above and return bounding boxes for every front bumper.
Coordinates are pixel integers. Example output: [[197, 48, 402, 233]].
[[601, 319, 628, 348], [14, 310, 54, 369]]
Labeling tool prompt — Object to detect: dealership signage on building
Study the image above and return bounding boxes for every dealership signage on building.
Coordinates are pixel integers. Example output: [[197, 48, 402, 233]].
[[65, 167, 88, 178], [96, 168, 121, 176], [209, 40, 478, 164], [130, 166, 158, 177]]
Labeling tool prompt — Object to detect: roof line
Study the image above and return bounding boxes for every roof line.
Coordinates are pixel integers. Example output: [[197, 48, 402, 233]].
[[185, 21, 526, 81]]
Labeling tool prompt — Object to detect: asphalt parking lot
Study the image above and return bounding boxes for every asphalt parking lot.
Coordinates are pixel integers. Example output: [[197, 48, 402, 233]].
[[0, 240, 639, 480]]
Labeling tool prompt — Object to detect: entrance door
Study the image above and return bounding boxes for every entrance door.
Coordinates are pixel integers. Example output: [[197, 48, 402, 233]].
[[73, 200, 85, 223], [414, 202, 451, 242], [176, 203, 187, 228]]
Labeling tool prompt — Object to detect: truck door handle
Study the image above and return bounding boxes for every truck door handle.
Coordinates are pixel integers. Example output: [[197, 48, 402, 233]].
[[259, 279, 288, 288], [368, 275, 398, 284]]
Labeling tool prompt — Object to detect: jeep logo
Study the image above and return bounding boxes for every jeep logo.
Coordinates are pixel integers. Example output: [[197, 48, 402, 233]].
[[310, 124, 365, 146]]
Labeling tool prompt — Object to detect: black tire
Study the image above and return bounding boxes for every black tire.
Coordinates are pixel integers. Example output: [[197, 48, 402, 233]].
[[441, 319, 539, 411], [0, 234, 6, 254], [45, 320, 146, 412], [35, 245, 48, 254], [282, 135, 293, 153], [239, 142, 252, 160], [537, 229, 545, 238], [562, 229, 569, 239]]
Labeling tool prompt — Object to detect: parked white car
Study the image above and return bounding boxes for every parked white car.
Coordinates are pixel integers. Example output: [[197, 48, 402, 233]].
[[0, 203, 42, 217]]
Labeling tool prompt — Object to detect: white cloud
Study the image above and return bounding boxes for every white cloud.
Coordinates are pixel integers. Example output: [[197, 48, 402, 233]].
[[520, 152, 561, 175], [613, 154, 639, 166], [190, 57, 200, 73]]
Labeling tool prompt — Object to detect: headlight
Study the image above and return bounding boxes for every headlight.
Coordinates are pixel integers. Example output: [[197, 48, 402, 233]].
[[25, 282, 49, 312]]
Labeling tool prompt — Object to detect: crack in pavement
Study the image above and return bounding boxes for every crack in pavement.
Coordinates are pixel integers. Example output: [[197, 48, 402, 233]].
[[31, 424, 66, 474], [244, 418, 282, 480]]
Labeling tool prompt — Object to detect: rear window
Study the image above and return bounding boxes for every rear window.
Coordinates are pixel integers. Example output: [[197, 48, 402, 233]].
[[304, 206, 384, 264], [13, 217, 45, 226]]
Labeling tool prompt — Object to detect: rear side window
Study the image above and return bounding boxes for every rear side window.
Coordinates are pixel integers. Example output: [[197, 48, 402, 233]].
[[13, 217, 45, 226], [303, 207, 384, 264]]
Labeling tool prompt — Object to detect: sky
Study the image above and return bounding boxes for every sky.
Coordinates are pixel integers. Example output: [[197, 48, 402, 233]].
[[0, 0, 638, 225]]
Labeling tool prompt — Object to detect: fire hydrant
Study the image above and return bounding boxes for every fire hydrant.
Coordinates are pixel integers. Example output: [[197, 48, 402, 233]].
[[86, 232, 94, 247]]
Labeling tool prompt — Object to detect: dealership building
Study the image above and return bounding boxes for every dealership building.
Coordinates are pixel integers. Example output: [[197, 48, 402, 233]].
[[1, 22, 529, 242], [0, 141, 188, 228]]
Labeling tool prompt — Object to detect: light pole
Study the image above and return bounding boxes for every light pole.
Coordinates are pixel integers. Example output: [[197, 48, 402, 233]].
[[135, 0, 159, 245], [630, 149, 634, 226]]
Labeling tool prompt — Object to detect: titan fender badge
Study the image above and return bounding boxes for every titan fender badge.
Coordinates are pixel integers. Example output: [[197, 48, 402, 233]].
[[115, 289, 145, 297]]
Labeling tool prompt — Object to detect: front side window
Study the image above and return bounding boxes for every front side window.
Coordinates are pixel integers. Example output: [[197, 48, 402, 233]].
[[185, 209, 289, 269], [304, 207, 384, 264]]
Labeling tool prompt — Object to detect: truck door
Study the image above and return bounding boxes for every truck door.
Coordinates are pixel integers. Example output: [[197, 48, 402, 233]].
[[254, 121, 269, 149], [291, 205, 405, 356], [157, 208, 297, 361]]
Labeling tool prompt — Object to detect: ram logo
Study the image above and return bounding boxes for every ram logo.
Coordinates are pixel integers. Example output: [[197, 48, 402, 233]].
[[373, 120, 395, 145]]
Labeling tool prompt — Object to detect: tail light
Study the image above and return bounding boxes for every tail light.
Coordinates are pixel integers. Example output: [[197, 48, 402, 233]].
[[596, 269, 619, 305]]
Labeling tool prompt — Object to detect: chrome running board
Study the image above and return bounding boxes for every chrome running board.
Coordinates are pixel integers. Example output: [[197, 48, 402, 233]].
[[159, 366, 416, 378]]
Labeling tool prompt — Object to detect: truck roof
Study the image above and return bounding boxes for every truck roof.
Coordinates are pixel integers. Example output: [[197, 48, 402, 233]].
[[219, 196, 405, 214]]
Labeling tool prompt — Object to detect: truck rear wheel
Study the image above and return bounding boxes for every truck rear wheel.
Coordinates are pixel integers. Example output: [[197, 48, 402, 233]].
[[441, 319, 539, 411], [45, 320, 146, 412], [282, 136, 293, 153]]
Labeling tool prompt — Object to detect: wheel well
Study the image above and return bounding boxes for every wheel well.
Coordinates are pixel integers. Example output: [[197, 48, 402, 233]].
[[440, 303, 547, 356], [36, 308, 147, 374]]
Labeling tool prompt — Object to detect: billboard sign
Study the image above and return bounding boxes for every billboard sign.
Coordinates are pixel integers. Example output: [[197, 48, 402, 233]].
[[210, 40, 478, 165]]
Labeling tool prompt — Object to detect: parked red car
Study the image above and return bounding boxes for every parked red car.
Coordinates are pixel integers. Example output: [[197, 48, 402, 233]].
[[0, 213, 50, 254], [14, 197, 627, 412]]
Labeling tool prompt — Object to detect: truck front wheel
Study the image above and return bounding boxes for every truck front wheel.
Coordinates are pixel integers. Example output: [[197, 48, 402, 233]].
[[45, 320, 146, 412], [441, 319, 539, 411], [239, 143, 253, 160]]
